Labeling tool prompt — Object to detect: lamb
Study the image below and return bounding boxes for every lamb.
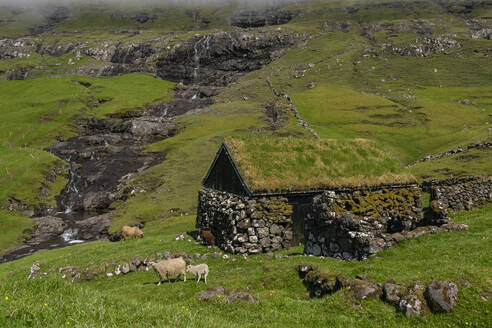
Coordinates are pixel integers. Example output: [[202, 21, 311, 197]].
[[121, 226, 144, 240], [201, 230, 215, 246], [149, 257, 186, 285], [187, 264, 209, 284]]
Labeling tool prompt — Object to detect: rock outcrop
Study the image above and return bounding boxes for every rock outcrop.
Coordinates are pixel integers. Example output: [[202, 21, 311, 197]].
[[156, 30, 305, 85], [229, 10, 296, 28]]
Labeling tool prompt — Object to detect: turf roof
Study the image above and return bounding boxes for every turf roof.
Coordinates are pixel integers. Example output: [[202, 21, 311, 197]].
[[223, 136, 416, 194]]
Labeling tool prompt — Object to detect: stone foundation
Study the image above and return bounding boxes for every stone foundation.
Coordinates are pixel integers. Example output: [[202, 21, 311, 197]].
[[196, 188, 293, 254], [429, 176, 492, 213], [304, 185, 423, 260]]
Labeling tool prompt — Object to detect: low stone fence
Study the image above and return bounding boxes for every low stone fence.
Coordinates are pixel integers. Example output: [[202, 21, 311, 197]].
[[196, 188, 293, 254], [304, 185, 423, 260], [428, 176, 492, 213]]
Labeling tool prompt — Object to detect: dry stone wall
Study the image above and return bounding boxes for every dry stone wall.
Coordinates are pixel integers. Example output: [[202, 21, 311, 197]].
[[429, 176, 492, 213], [304, 185, 423, 260], [196, 188, 293, 254]]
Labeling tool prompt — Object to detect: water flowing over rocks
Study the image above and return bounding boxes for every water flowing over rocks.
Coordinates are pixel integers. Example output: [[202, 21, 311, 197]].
[[156, 30, 306, 86]]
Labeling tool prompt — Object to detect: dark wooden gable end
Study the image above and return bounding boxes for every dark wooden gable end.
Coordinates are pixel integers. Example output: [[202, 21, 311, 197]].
[[202, 143, 251, 196]]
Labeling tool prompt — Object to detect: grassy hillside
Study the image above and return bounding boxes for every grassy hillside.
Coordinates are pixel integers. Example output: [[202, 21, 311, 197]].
[[0, 74, 174, 252], [0, 0, 491, 326], [0, 205, 490, 327]]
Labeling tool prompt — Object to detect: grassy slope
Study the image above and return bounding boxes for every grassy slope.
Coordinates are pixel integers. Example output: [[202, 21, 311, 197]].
[[411, 148, 492, 181], [0, 74, 174, 253], [0, 205, 490, 327], [0, 1, 491, 326], [106, 1, 491, 229]]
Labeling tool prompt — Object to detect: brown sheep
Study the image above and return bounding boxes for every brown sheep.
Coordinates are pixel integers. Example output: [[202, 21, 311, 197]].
[[201, 230, 215, 246], [149, 257, 187, 285], [121, 226, 144, 240]]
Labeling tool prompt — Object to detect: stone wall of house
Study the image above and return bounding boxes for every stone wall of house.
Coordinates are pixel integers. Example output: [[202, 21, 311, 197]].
[[429, 176, 492, 213], [196, 188, 293, 254], [304, 185, 423, 260]]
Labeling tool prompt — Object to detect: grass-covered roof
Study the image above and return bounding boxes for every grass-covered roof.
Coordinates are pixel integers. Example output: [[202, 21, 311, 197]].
[[224, 136, 416, 194]]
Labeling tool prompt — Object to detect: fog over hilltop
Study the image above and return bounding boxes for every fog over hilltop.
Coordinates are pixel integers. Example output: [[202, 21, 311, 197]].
[[0, 0, 303, 7]]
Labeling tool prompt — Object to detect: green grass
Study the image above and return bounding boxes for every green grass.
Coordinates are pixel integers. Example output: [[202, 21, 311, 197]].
[[0, 210, 33, 254], [0, 205, 490, 327], [224, 136, 415, 193], [411, 148, 492, 182], [292, 84, 491, 163]]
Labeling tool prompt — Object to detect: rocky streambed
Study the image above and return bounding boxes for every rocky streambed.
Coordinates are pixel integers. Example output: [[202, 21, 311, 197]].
[[1, 29, 306, 262]]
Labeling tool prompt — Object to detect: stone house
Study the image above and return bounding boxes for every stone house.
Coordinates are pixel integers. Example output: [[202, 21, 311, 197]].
[[196, 137, 422, 258]]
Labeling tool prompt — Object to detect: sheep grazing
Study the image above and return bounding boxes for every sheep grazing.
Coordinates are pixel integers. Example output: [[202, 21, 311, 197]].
[[121, 226, 144, 240], [187, 264, 209, 284], [149, 257, 187, 285], [201, 230, 215, 246]]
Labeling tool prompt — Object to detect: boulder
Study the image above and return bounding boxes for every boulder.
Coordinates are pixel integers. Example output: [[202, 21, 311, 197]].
[[33, 216, 66, 236], [425, 281, 458, 313], [227, 292, 257, 304], [399, 285, 430, 317], [197, 286, 227, 301], [27, 261, 42, 280], [383, 281, 406, 305], [350, 279, 382, 300], [121, 263, 130, 274], [75, 213, 111, 240]]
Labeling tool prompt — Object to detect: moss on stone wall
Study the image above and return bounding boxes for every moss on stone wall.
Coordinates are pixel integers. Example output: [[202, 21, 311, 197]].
[[254, 197, 293, 222], [331, 187, 420, 220]]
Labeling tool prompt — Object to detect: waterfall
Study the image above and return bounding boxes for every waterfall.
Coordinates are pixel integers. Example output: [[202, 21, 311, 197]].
[[192, 35, 211, 82]]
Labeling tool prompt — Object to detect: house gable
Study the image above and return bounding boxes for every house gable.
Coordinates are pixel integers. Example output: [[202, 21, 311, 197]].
[[202, 143, 251, 196]]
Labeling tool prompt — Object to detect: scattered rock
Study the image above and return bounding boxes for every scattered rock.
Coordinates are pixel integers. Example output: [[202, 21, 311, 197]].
[[383, 281, 406, 305], [75, 213, 111, 240], [174, 233, 185, 241], [350, 279, 382, 300], [27, 261, 41, 280], [425, 281, 458, 313], [197, 286, 227, 301], [227, 292, 257, 304], [399, 283, 430, 317]]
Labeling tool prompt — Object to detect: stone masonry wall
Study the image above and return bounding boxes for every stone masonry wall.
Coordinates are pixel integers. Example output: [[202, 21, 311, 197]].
[[429, 176, 492, 213], [304, 186, 423, 260], [196, 188, 293, 254]]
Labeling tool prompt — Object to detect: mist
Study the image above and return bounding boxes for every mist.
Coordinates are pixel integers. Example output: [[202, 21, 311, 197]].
[[0, 0, 300, 7]]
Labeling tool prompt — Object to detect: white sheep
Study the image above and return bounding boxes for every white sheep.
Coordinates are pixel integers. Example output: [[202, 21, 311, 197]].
[[186, 264, 209, 284], [149, 257, 186, 285]]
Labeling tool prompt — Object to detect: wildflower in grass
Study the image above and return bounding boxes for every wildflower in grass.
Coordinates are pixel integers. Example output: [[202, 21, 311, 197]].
[[66, 321, 70, 325], [44, 303, 48, 307], [4, 296, 8, 301]]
